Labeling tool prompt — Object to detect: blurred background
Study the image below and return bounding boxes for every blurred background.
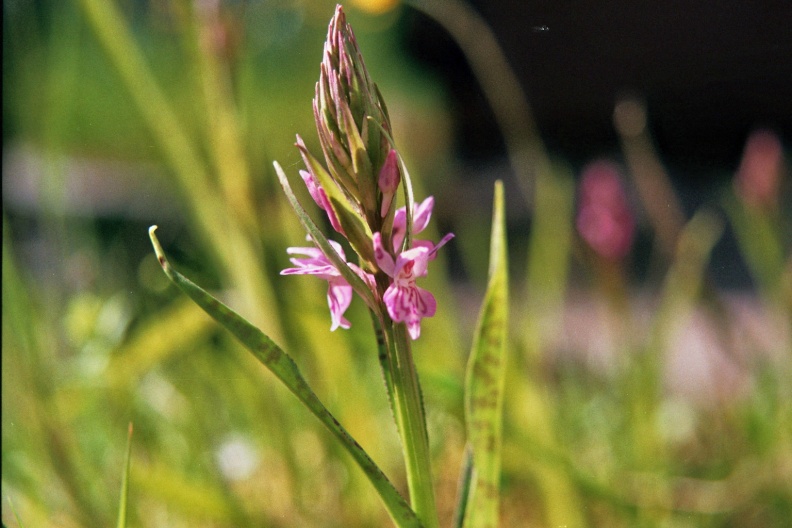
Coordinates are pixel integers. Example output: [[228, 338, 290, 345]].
[[3, 0, 790, 526]]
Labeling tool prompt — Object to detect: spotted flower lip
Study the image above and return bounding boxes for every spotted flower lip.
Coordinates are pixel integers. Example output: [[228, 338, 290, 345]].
[[281, 240, 373, 331]]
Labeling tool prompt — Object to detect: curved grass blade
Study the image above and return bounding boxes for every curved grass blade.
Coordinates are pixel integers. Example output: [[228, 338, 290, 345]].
[[462, 181, 509, 528], [116, 423, 133, 528], [148, 227, 421, 528]]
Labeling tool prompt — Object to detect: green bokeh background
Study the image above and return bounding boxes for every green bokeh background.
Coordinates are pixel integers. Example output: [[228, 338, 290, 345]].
[[3, 1, 790, 527]]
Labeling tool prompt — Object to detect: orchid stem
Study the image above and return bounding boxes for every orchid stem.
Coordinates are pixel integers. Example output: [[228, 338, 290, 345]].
[[384, 321, 440, 528]]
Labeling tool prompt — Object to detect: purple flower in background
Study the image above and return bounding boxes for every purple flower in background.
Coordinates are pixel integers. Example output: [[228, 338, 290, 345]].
[[735, 129, 783, 209], [576, 160, 635, 261], [281, 240, 373, 331]]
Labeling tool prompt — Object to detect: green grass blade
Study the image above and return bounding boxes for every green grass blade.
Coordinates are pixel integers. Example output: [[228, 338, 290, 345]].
[[148, 227, 421, 528], [462, 181, 509, 528], [116, 423, 133, 528], [7, 496, 26, 528], [452, 446, 474, 528]]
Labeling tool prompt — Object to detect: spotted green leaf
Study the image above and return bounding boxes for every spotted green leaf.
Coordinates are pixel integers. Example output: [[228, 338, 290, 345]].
[[462, 181, 509, 528]]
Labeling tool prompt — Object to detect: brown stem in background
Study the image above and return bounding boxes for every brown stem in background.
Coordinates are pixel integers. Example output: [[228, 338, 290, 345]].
[[613, 96, 687, 258]]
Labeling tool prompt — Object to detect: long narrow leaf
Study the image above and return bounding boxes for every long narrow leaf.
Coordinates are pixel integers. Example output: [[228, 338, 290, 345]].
[[116, 423, 133, 528], [148, 227, 420, 528], [462, 181, 509, 528]]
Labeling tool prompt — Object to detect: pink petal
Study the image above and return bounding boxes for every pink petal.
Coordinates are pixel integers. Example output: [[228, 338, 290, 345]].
[[286, 245, 324, 259], [395, 246, 431, 280], [406, 320, 422, 340], [413, 286, 437, 318], [373, 232, 396, 277], [382, 284, 437, 340], [391, 211, 407, 252], [412, 196, 434, 234], [300, 170, 324, 208], [327, 278, 353, 331], [392, 196, 435, 250], [383, 285, 409, 322]]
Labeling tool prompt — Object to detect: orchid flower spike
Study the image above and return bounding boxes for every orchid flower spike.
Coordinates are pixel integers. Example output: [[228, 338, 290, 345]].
[[278, 6, 455, 341]]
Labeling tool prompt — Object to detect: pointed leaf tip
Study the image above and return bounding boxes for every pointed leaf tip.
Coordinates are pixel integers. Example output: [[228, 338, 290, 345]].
[[148, 225, 175, 280], [462, 180, 509, 527]]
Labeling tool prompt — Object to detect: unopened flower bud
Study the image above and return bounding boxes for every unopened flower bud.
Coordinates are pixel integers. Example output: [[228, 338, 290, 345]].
[[378, 150, 400, 217], [312, 5, 393, 226], [299, 170, 345, 235]]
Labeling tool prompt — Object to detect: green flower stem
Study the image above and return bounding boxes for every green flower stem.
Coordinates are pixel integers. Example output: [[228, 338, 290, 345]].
[[371, 313, 400, 437], [384, 320, 440, 528]]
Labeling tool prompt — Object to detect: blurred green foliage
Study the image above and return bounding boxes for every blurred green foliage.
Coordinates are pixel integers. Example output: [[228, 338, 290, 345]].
[[3, 1, 791, 527]]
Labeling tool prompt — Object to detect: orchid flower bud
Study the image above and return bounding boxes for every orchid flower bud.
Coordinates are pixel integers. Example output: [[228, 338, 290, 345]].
[[378, 149, 400, 217], [312, 5, 393, 226]]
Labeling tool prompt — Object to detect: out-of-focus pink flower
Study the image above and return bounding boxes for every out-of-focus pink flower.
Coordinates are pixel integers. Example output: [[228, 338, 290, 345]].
[[735, 130, 784, 209], [281, 240, 373, 331], [576, 161, 635, 261]]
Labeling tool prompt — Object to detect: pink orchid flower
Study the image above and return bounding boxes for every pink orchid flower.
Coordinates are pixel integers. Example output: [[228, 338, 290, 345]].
[[391, 196, 436, 254], [280, 240, 372, 331], [373, 231, 453, 340]]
